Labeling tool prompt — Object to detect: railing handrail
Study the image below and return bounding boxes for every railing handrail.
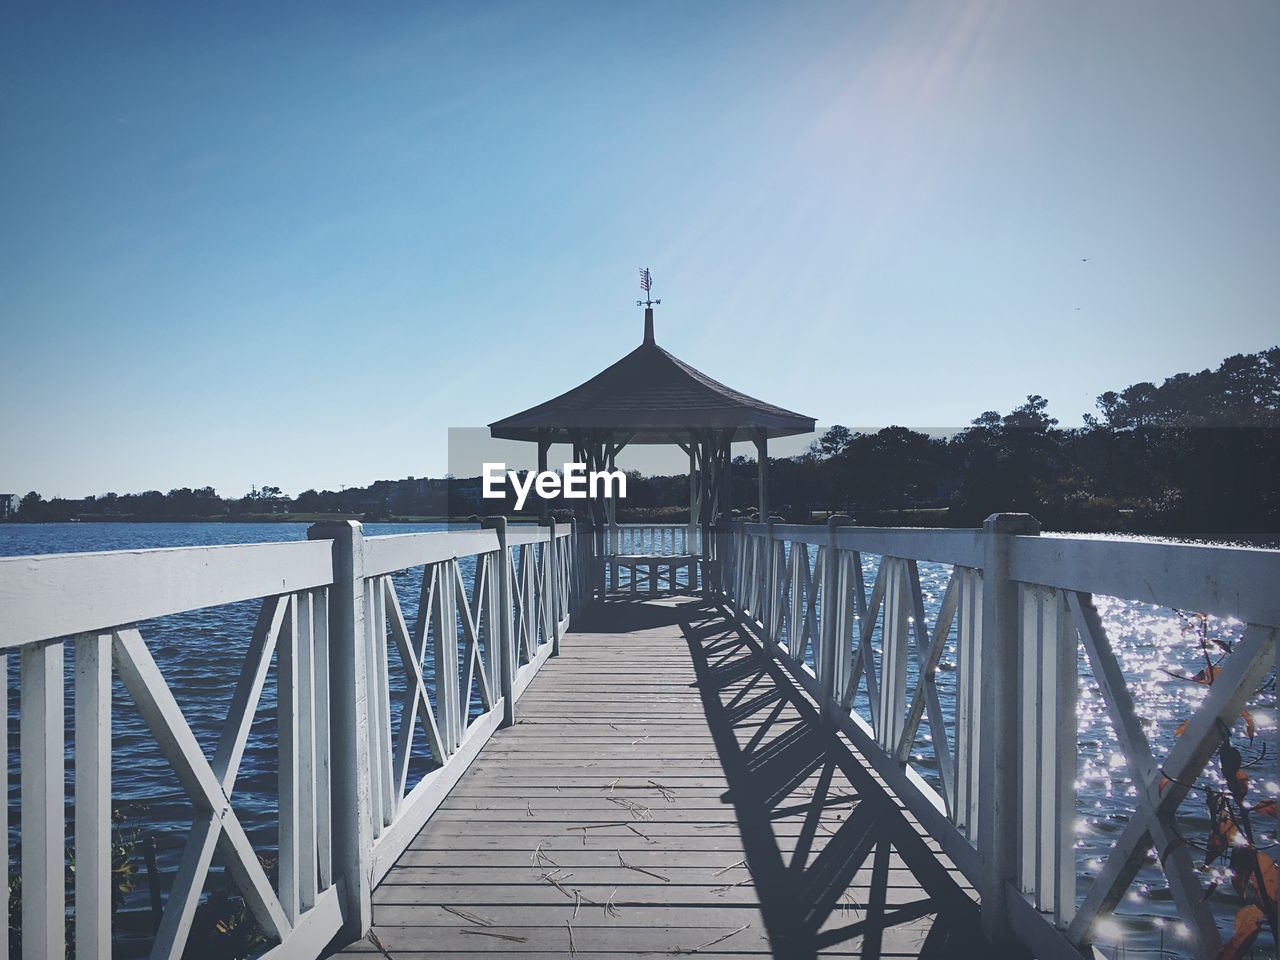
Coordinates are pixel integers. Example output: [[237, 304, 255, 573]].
[[363, 529, 501, 576], [738, 521, 985, 565], [505, 526, 551, 546], [0, 538, 337, 648], [1010, 532, 1280, 624]]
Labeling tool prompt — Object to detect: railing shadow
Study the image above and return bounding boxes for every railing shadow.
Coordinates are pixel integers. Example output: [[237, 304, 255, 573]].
[[678, 600, 992, 960], [570, 594, 700, 632]]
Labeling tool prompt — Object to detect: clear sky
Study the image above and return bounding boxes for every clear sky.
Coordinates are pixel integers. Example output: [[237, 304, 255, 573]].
[[2, 2, 1276, 498]]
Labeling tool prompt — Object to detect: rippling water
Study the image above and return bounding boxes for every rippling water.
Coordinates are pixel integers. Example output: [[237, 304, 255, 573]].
[[2, 523, 1275, 958]]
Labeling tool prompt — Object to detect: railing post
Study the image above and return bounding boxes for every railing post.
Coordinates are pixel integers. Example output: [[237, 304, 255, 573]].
[[596, 518, 608, 598], [976, 512, 1040, 953], [307, 520, 373, 941], [738, 522, 748, 601], [728, 521, 736, 594], [609, 513, 619, 573], [762, 517, 778, 642], [723, 523, 733, 594], [819, 515, 852, 705], [568, 517, 579, 614], [699, 517, 712, 597], [716, 522, 731, 598], [539, 517, 560, 655], [75, 631, 113, 960], [482, 517, 516, 728], [577, 516, 589, 601], [701, 522, 714, 594], [21, 639, 65, 960]]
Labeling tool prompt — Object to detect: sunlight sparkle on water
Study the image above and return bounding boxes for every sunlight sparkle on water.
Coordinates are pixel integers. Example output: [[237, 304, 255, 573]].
[[1094, 918, 1124, 940]]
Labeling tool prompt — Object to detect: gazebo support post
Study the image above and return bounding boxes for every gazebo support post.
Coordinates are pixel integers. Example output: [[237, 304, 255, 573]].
[[676, 438, 700, 562], [694, 429, 732, 594], [719, 431, 734, 593], [571, 428, 621, 591], [696, 432, 712, 595], [609, 442, 619, 551], [721, 430, 733, 520], [536, 430, 550, 519], [687, 442, 699, 559], [753, 428, 768, 522]]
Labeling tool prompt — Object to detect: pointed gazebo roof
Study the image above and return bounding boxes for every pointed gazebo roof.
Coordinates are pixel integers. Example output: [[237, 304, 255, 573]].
[[489, 309, 814, 444]]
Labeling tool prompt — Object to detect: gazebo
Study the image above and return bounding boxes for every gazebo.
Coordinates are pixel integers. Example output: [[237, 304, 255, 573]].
[[489, 290, 814, 587]]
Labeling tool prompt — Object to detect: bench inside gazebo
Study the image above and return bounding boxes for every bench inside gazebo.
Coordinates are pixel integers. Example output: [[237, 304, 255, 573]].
[[488, 287, 814, 592], [610, 550, 696, 593]]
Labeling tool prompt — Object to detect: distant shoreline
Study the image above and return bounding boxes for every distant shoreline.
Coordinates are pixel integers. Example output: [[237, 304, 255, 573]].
[[0, 514, 473, 525], [1, 516, 1275, 550]]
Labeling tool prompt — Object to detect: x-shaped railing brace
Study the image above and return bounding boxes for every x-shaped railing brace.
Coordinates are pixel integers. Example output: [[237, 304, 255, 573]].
[[896, 561, 959, 816], [112, 595, 293, 960], [1065, 592, 1274, 957], [386, 567, 447, 801], [844, 555, 884, 732]]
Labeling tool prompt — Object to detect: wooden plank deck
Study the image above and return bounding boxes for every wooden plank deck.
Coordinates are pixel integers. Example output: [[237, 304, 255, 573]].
[[340, 596, 991, 959]]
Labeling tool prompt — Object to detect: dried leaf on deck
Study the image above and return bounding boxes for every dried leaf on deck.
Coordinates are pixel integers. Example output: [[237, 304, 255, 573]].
[[443, 905, 495, 926], [460, 929, 529, 943], [672, 923, 750, 955]]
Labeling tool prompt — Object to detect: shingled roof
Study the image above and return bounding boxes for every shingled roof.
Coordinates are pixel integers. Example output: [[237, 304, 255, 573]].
[[489, 311, 815, 444]]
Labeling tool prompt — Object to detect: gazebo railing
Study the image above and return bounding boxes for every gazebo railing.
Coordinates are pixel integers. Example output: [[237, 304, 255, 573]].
[[598, 523, 702, 594], [605, 522, 700, 558]]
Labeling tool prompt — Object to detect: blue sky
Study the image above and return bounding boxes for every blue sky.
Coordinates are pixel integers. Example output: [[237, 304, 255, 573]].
[[2, 2, 1276, 497]]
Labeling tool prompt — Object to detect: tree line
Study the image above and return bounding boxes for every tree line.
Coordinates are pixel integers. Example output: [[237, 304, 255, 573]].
[[620, 346, 1280, 537], [8, 346, 1278, 536]]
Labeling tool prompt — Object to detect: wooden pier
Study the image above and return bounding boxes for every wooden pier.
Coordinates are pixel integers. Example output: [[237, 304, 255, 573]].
[[342, 596, 986, 958]]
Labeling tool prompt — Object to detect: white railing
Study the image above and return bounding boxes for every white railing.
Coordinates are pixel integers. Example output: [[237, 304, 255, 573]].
[[0, 518, 588, 960], [606, 522, 699, 558], [600, 523, 702, 593], [711, 516, 1279, 960]]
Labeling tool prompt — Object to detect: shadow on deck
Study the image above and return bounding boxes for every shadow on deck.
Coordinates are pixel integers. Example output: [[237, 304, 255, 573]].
[[342, 596, 993, 959]]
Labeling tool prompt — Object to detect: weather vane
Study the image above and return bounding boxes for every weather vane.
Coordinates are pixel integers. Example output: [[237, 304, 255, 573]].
[[637, 267, 661, 308]]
